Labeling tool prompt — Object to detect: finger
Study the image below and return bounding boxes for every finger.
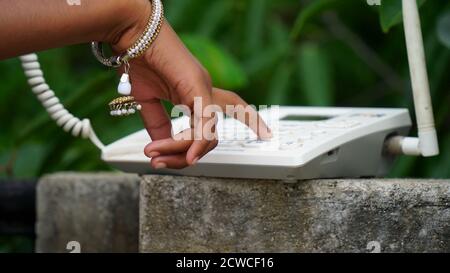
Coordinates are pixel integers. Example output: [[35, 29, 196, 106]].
[[212, 88, 272, 140], [176, 73, 217, 165], [151, 154, 187, 169], [187, 110, 218, 165], [151, 139, 218, 169], [139, 99, 172, 141], [144, 129, 193, 158]]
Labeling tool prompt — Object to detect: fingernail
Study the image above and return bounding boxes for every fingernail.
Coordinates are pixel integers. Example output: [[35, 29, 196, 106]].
[[148, 151, 160, 158], [265, 132, 273, 139], [191, 157, 199, 165], [259, 131, 273, 141], [154, 162, 167, 169]]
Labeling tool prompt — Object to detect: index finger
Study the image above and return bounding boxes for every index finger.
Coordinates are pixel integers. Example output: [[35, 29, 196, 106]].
[[212, 88, 272, 140]]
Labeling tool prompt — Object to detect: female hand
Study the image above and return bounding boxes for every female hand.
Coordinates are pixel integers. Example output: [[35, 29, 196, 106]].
[[114, 3, 272, 169], [0, 0, 271, 170]]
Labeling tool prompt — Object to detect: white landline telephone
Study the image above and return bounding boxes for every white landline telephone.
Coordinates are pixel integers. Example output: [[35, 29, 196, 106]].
[[19, 1, 439, 180]]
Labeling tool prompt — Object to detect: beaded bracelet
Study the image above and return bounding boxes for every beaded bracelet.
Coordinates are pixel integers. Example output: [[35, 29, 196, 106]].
[[91, 0, 164, 117]]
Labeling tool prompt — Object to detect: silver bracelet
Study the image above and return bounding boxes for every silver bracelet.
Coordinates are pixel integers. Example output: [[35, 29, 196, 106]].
[[91, 0, 164, 117], [91, 0, 164, 68]]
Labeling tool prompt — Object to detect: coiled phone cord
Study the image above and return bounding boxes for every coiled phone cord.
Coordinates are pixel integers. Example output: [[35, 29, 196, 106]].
[[20, 53, 105, 150]]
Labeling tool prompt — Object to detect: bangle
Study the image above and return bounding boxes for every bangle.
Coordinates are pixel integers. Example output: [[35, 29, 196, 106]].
[[91, 0, 164, 68], [90, 0, 164, 117]]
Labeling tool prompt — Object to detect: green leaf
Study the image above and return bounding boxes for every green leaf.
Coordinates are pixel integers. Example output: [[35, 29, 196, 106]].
[[181, 34, 248, 90], [380, 0, 427, 33], [197, 0, 232, 37], [245, 18, 290, 77], [297, 44, 334, 106], [430, 135, 450, 178], [267, 62, 293, 105], [389, 156, 417, 178], [437, 11, 450, 49], [290, 0, 339, 41], [244, 0, 267, 55], [12, 144, 46, 178]]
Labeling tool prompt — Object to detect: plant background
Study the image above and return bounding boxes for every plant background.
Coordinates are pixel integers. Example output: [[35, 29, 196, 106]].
[[0, 0, 449, 252]]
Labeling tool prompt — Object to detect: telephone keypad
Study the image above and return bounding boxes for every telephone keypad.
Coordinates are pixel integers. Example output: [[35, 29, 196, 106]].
[[216, 120, 351, 152]]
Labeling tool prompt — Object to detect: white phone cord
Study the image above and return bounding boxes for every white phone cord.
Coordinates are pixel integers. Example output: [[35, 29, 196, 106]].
[[20, 53, 105, 150]]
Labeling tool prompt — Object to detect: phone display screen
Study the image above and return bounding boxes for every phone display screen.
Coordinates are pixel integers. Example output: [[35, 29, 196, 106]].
[[281, 115, 332, 121]]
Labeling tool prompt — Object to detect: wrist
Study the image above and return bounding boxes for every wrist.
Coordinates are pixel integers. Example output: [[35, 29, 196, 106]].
[[107, 0, 153, 53]]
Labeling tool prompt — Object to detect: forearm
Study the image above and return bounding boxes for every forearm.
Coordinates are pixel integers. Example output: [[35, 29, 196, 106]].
[[0, 0, 150, 60]]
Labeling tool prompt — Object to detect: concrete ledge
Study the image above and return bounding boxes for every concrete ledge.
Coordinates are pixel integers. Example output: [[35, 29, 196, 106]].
[[140, 175, 450, 253], [36, 173, 140, 253]]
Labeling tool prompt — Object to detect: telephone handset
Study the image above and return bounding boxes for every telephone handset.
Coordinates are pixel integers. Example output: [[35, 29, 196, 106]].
[[19, 0, 438, 180]]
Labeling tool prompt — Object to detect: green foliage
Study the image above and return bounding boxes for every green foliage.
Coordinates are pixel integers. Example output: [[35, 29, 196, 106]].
[[437, 11, 450, 49], [1, 0, 449, 182], [297, 44, 334, 106], [291, 0, 339, 41], [0, 236, 34, 253], [182, 34, 248, 89], [379, 0, 427, 32]]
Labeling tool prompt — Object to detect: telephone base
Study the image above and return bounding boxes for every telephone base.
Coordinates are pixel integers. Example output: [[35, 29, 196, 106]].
[[102, 107, 412, 180]]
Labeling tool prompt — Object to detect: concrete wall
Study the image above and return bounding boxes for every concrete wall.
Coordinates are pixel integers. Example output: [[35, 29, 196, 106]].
[[36, 173, 140, 253], [36, 173, 450, 253], [140, 175, 450, 253]]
